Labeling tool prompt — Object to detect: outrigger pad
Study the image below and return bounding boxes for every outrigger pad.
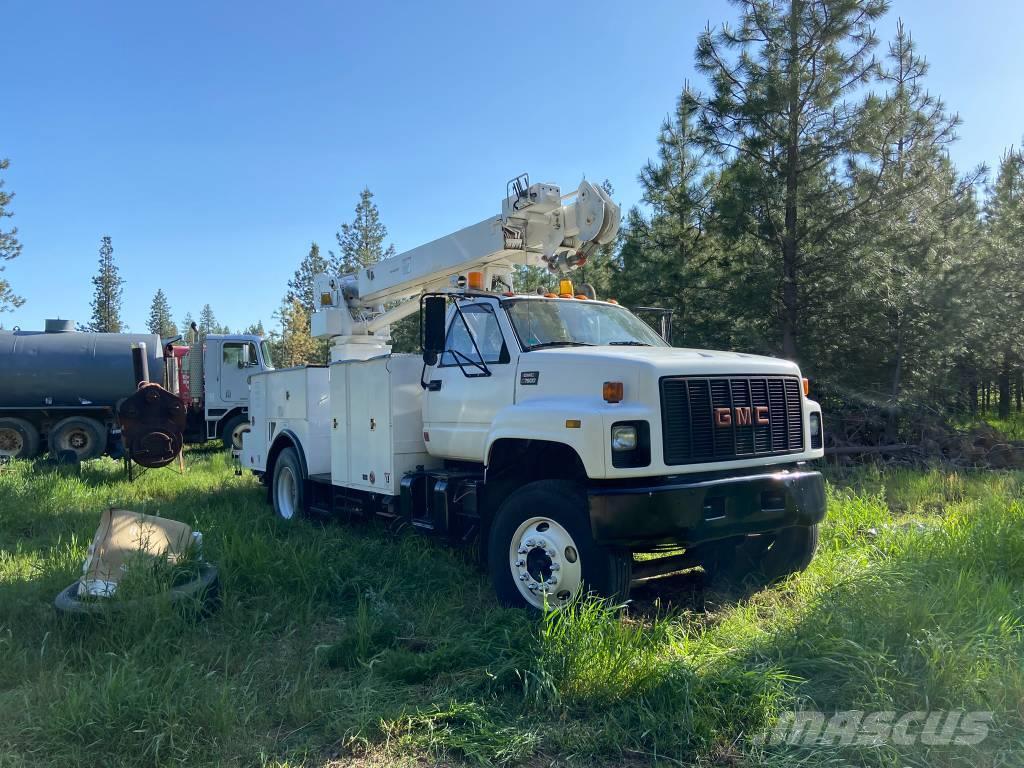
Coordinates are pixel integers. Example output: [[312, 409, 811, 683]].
[[78, 509, 195, 598]]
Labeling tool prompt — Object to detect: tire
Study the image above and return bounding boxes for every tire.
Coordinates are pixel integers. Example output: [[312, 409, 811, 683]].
[[221, 413, 250, 451], [54, 563, 220, 617], [701, 524, 819, 589], [48, 417, 106, 461], [488, 479, 631, 611], [0, 417, 41, 459], [272, 447, 305, 520]]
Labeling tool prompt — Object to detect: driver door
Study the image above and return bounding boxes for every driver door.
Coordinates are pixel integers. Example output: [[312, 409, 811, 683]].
[[219, 340, 257, 403], [422, 301, 516, 461]]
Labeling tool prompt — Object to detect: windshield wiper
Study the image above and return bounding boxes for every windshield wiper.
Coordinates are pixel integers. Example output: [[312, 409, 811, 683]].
[[609, 340, 651, 346], [528, 341, 594, 350]]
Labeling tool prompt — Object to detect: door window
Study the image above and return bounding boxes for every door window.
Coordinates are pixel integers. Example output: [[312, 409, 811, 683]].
[[223, 342, 258, 369], [441, 304, 507, 367]]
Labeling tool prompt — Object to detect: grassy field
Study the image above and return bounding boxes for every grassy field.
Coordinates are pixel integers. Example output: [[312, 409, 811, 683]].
[[1, 448, 1022, 767]]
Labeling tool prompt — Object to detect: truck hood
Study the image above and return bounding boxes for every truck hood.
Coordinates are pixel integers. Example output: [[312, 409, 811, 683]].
[[513, 345, 801, 405], [524, 345, 800, 376]]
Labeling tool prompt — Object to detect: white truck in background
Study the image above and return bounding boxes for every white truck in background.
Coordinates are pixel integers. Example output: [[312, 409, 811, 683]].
[[167, 326, 275, 450], [242, 174, 826, 610]]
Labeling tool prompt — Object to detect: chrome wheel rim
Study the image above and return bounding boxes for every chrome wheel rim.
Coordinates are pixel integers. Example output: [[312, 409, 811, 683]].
[[509, 516, 582, 609]]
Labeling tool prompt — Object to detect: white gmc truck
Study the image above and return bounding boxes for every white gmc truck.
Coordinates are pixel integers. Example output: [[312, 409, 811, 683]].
[[242, 175, 825, 610]]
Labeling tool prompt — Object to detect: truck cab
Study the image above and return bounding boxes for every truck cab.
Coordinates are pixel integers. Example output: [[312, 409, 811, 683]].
[[171, 333, 274, 449]]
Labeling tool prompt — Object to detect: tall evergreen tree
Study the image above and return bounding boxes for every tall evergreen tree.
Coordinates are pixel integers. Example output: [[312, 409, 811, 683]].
[[0, 158, 23, 312], [198, 303, 219, 335], [273, 298, 320, 367], [610, 93, 726, 346], [146, 289, 177, 338], [693, 0, 888, 361], [85, 236, 125, 332], [837, 21, 978, 430], [181, 311, 196, 338], [286, 241, 330, 310], [979, 146, 1024, 418], [330, 187, 396, 274]]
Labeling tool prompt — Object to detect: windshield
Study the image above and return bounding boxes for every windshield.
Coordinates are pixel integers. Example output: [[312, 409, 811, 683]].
[[259, 340, 275, 369], [505, 299, 669, 350]]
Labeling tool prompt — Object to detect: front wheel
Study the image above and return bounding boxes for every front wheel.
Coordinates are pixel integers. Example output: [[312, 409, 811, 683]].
[[221, 414, 250, 451], [488, 480, 631, 611], [272, 447, 305, 520]]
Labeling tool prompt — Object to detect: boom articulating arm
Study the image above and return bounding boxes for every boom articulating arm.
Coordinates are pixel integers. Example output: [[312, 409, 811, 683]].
[[311, 174, 620, 360]]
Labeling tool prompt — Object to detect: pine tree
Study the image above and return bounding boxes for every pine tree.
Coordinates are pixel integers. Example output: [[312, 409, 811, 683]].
[[839, 21, 978, 431], [198, 304, 219, 335], [146, 289, 177, 338], [286, 242, 330, 310], [181, 312, 196, 338], [979, 147, 1024, 418], [693, 0, 888, 360], [243, 320, 266, 336], [610, 91, 727, 346], [0, 158, 24, 312], [330, 187, 396, 274], [85, 236, 125, 332], [273, 299, 320, 367]]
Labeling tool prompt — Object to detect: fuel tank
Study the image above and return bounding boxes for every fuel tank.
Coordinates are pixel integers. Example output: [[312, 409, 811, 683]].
[[0, 320, 165, 409]]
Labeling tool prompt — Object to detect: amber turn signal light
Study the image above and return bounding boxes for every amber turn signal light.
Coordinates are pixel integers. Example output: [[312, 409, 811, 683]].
[[603, 381, 624, 403], [802, 377, 810, 396]]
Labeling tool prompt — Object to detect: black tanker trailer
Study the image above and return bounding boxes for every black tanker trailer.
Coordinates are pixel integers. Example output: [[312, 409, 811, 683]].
[[0, 319, 164, 460]]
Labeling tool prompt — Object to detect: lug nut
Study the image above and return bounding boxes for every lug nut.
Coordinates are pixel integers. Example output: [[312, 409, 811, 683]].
[[550, 563, 560, 571], [514, 559, 525, 567], [518, 546, 528, 555]]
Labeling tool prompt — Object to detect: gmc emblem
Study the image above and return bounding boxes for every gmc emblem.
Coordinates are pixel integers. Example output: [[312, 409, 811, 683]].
[[715, 406, 770, 427]]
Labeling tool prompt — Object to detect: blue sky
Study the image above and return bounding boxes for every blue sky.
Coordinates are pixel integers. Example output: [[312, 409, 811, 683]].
[[3, 0, 1022, 334]]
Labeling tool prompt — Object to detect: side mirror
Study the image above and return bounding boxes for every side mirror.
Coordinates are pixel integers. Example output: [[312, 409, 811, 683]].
[[422, 296, 447, 366], [238, 344, 252, 369]]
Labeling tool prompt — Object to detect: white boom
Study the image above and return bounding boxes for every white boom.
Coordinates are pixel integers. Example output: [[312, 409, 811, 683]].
[[311, 175, 620, 360]]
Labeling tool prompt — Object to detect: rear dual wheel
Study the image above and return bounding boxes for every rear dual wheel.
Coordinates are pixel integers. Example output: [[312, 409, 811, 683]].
[[48, 417, 106, 462], [0, 418, 41, 460], [488, 480, 631, 611]]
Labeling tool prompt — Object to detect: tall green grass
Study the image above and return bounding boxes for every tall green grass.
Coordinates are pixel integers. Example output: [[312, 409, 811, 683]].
[[1, 452, 1021, 766]]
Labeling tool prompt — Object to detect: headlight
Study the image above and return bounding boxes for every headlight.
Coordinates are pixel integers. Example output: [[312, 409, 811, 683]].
[[611, 425, 638, 452], [809, 413, 822, 449]]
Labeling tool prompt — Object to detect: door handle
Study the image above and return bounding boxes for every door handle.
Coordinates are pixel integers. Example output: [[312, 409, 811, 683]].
[[427, 380, 442, 391]]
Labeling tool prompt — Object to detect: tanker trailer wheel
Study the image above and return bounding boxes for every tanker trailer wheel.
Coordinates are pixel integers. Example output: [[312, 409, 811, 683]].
[[48, 417, 106, 462], [221, 414, 250, 451], [488, 480, 631, 612], [272, 447, 305, 520], [0, 418, 41, 460]]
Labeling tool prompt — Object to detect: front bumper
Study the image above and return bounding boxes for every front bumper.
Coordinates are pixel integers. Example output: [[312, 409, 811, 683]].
[[587, 468, 826, 550]]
